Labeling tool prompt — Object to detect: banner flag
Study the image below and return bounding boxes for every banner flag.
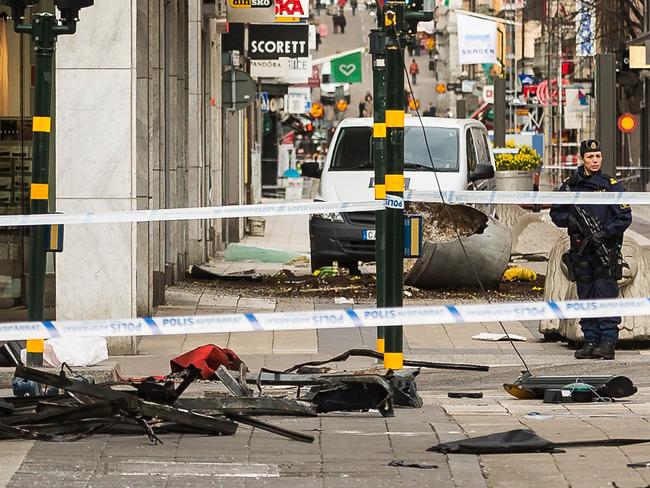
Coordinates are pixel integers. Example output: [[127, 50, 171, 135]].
[[331, 51, 363, 83], [456, 13, 497, 65]]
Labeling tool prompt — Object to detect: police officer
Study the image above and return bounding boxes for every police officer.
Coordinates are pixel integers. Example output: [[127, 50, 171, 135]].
[[550, 139, 632, 360]]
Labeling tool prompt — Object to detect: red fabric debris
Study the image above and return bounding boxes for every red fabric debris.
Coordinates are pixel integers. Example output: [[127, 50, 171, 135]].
[[170, 345, 243, 379]]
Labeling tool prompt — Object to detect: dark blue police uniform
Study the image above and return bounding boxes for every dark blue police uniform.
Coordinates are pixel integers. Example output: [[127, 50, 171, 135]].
[[550, 165, 632, 347]]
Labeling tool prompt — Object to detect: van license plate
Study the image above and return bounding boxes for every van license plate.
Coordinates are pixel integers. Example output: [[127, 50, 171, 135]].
[[363, 230, 376, 241]]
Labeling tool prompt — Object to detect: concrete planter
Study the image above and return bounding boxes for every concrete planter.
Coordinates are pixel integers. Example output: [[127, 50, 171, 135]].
[[540, 236, 650, 342], [405, 214, 512, 289], [495, 170, 535, 192]]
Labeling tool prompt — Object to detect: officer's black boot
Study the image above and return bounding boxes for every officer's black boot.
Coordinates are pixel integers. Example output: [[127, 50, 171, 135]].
[[593, 340, 616, 360], [574, 342, 598, 359]]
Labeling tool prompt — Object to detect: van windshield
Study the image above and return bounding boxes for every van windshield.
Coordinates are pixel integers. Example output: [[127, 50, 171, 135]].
[[329, 126, 460, 172]]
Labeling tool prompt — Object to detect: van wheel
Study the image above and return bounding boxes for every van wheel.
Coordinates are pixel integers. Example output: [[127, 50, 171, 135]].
[[311, 257, 332, 274]]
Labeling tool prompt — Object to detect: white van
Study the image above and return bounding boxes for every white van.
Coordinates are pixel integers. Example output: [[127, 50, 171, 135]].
[[302, 116, 496, 273]]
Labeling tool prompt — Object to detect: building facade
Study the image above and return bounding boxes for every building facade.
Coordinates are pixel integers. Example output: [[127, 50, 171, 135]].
[[0, 1, 252, 348]]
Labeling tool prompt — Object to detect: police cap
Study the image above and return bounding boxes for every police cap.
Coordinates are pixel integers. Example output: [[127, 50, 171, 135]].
[[579, 139, 601, 157]]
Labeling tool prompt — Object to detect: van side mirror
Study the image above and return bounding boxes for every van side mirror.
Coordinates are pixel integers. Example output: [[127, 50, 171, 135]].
[[469, 163, 495, 182], [302, 161, 322, 179]]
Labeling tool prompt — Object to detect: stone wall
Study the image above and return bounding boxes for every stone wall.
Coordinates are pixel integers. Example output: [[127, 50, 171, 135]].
[[55, 0, 223, 352]]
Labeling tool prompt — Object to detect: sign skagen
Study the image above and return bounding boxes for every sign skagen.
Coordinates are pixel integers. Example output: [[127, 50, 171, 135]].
[[275, 0, 309, 18]]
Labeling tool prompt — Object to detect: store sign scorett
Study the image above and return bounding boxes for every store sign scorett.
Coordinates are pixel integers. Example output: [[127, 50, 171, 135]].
[[248, 24, 309, 59]]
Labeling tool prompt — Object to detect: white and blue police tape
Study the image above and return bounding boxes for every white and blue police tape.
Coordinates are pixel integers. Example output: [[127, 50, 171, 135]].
[[385, 195, 405, 209], [1, 297, 649, 341], [0, 191, 646, 228], [0, 200, 384, 228], [405, 190, 650, 205]]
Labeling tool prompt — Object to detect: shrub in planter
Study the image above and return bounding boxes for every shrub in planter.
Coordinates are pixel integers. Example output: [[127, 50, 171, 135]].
[[494, 141, 542, 171]]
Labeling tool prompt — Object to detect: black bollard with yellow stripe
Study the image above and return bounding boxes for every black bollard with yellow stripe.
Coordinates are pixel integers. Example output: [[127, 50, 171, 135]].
[[370, 27, 387, 354], [382, 3, 405, 370], [8, 6, 91, 368], [21, 15, 59, 366]]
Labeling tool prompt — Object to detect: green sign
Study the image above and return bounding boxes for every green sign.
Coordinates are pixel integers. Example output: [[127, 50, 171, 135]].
[[331, 51, 362, 84]]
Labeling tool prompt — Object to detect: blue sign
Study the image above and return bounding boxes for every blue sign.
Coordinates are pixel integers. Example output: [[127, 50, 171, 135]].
[[260, 92, 270, 112]]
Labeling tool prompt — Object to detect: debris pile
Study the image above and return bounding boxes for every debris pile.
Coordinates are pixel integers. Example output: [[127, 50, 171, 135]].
[[405, 202, 488, 243], [187, 267, 545, 301], [0, 347, 489, 445]]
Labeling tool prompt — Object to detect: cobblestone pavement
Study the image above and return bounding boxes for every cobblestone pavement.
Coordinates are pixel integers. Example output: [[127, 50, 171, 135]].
[[6, 403, 485, 488], [4, 199, 650, 486]]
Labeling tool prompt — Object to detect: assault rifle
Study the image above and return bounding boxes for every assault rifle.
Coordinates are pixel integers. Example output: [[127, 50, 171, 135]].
[[571, 205, 612, 267]]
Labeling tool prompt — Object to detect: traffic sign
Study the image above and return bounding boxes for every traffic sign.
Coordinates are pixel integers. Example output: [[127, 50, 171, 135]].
[[260, 91, 270, 112], [222, 69, 256, 111], [482, 85, 494, 103], [618, 113, 637, 133], [310, 102, 324, 119]]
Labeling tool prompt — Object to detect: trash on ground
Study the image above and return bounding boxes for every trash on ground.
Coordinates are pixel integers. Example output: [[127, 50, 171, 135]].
[[388, 460, 438, 469], [524, 412, 555, 420], [22, 337, 108, 368], [472, 332, 527, 342], [187, 266, 545, 301], [447, 392, 483, 399], [285, 255, 310, 266], [503, 372, 637, 400], [427, 428, 650, 454], [334, 297, 354, 304], [502, 266, 538, 282], [313, 266, 339, 277], [189, 265, 262, 281], [0, 345, 489, 446], [170, 345, 244, 379]]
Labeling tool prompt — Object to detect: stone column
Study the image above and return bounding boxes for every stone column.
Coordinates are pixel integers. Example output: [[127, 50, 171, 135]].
[[187, 0, 206, 264], [209, 17, 224, 253], [55, 0, 138, 354]]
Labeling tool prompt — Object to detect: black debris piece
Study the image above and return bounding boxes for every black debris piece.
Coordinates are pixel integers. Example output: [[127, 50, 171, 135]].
[[175, 396, 317, 417], [282, 348, 489, 373], [428, 429, 557, 454], [504, 372, 637, 400], [428, 429, 650, 455], [388, 460, 438, 469], [189, 265, 262, 281], [447, 392, 483, 399]]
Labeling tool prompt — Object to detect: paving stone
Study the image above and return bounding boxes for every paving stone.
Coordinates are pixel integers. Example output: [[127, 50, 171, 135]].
[[87, 475, 168, 488]]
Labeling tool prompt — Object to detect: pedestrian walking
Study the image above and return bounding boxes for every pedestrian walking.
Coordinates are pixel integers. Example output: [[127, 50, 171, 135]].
[[338, 11, 347, 33], [319, 22, 328, 38], [423, 102, 437, 117], [358, 99, 365, 117], [409, 59, 419, 85], [550, 139, 632, 360], [363, 93, 373, 117], [351, 0, 358, 15]]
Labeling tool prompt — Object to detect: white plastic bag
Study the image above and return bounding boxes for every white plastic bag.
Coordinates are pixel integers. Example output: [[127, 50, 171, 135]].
[[43, 337, 109, 367]]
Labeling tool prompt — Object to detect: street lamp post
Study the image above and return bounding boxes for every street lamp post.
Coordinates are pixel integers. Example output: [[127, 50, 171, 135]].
[[2, 0, 94, 366]]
